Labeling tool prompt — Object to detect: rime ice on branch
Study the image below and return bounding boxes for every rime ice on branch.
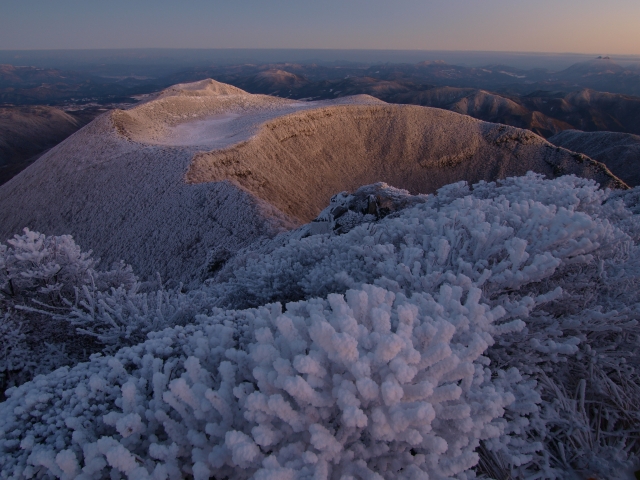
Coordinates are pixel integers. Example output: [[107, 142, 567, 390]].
[[1, 173, 639, 479]]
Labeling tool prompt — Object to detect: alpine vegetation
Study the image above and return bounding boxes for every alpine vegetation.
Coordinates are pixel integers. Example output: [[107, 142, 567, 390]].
[[0, 230, 194, 391], [0, 173, 639, 479]]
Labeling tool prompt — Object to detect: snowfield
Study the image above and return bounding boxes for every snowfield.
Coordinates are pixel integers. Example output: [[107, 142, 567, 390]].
[[153, 113, 242, 146], [1, 173, 639, 479]]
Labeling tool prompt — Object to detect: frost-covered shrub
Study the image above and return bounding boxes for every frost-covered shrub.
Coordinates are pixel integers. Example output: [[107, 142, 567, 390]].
[[207, 173, 636, 311], [0, 283, 539, 479], [0, 312, 28, 381], [0, 229, 136, 306], [1, 174, 639, 479], [66, 283, 207, 356], [0, 229, 183, 390], [0, 229, 100, 389], [203, 173, 640, 477], [311, 182, 428, 235]]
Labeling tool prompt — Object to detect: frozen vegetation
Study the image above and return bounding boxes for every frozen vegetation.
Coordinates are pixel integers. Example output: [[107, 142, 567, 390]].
[[1, 173, 639, 479]]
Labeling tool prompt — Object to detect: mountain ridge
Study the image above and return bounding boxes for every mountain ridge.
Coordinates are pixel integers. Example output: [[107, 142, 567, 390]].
[[0, 80, 626, 284]]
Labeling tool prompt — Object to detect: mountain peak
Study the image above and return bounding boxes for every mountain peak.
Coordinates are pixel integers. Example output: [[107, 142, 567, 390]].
[[0, 80, 625, 284], [562, 57, 625, 76], [158, 79, 248, 99]]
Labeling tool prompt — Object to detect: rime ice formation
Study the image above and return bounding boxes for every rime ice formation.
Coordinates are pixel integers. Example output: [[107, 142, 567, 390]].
[[0, 285, 522, 480], [1, 174, 639, 479], [0, 80, 626, 284]]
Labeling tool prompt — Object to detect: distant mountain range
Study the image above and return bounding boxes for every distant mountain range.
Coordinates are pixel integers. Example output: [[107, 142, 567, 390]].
[[167, 56, 640, 97], [0, 64, 155, 106], [3, 56, 640, 106], [171, 62, 640, 139], [2, 57, 640, 184]]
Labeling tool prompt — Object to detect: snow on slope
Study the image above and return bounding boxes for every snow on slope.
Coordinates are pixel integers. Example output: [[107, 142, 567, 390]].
[[1, 174, 638, 479], [0, 80, 626, 284]]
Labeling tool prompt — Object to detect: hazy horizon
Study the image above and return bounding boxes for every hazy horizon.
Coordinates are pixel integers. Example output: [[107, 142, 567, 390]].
[[2, 48, 640, 76], [2, 0, 640, 55]]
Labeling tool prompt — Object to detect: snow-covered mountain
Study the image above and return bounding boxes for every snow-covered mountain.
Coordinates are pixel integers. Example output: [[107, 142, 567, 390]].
[[0, 80, 626, 284], [0, 79, 639, 479]]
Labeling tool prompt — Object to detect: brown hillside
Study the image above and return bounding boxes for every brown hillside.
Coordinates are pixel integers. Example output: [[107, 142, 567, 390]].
[[186, 104, 624, 223]]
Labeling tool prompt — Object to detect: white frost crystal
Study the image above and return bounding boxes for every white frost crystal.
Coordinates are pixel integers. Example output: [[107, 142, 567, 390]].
[[0, 283, 527, 479], [1, 173, 639, 479]]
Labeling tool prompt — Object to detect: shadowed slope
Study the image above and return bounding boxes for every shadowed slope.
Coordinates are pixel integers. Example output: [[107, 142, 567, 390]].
[[0, 106, 93, 185], [550, 129, 640, 187]]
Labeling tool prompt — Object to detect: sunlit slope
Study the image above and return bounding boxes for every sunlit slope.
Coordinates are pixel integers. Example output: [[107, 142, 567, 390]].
[[187, 103, 624, 222], [0, 80, 626, 283]]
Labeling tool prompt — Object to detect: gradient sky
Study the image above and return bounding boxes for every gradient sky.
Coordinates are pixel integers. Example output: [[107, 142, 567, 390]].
[[2, 0, 640, 55]]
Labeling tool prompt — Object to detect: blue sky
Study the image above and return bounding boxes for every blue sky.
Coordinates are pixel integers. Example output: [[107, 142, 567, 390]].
[[1, 0, 639, 54]]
